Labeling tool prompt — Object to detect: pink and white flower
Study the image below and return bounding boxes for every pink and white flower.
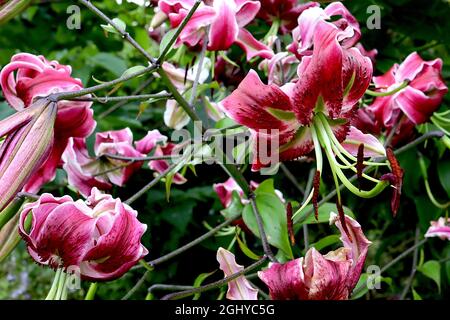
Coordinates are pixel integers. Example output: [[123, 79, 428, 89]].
[[18, 188, 148, 281], [258, 213, 371, 300], [367, 52, 447, 126], [0, 53, 95, 210], [425, 217, 450, 241], [216, 247, 258, 300], [157, 0, 273, 60], [62, 129, 168, 196]]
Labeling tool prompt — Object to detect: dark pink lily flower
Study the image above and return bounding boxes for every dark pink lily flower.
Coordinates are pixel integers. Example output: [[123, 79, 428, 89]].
[[288, 1, 361, 59], [256, 0, 319, 33], [0, 53, 95, 210], [220, 18, 373, 170], [258, 213, 371, 300], [62, 129, 168, 196], [157, 0, 273, 60], [18, 188, 148, 281], [425, 217, 450, 241], [367, 52, 447, 127]]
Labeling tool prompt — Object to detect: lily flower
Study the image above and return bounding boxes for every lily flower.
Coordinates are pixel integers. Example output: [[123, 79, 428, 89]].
[[217, 247, 258, 300], [220, 14, 397, 223], [62, 129, 168, 196], [156, 0, 273, 60], [0, 53, 95, 209], [288, 1, 361, 59], [258, 213, 371, 300], [18, 188, 148, 281], [367, 52, 447, 127], [425, 217, 450, 241]]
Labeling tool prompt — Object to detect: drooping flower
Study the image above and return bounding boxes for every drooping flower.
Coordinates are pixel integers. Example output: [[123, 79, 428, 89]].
[[367, 52, 447, 127], [160, 60, 210, 130], [256, 0, 319, 33], [62, 129, 168, 196], [156, 0, 273, 60], [258, 51, 298, 86], [258, 213, 371, 300], [216, 247, 258, 300], [288, 1, 361, 59], [425, 217, 450, 241], [18, 188, 148, 281], [0, 53, 95, 210]]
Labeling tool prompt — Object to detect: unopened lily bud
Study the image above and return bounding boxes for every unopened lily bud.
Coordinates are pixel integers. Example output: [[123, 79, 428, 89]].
[[149, 10, 168, 31]]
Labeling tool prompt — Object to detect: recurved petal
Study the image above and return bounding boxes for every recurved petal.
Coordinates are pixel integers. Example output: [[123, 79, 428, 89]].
[[208, 0, 239, 51], [80, 201, 148, 281], [216, 247, 258, 300], [329, 212, 372, 291], [135, 130, 168, 155], [220, 70, 295, 131], [258, 258, 308, 300], [235, 28, 274, 61], [341, 126, 385, 157]]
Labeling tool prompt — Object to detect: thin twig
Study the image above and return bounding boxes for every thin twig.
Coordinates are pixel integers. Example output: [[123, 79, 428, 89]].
[[280, 164, 305, 195], [400, 227, 420, 299], [121, 270, 151, 300], [69, 92, 171, 103], [188, 30, 209, 108], [157, 0, 202, 63], [125, 161, 179, 205], [99, 77, 153, 118], [161, 257, 268, 300], [250, 197, 277, 262], [103, 154, 177, 161], [79, 0, 156, 64], [147, 214, 241, 268], [380, 238, 428, 274]]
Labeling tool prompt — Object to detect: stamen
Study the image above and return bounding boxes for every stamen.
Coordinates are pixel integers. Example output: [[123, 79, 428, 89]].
[[383, 148, 404, 216], [312, 170, 321, 220], [336, 199, 352, 242], [286, 202, 295, 245]]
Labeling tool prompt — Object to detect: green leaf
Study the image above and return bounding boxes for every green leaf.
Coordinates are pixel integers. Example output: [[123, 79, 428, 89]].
[[89, 53, 127, 77], [351, 274, 392, 300], [220, 191, 244, 220], [418, 260, 441, 292], [100, 18, 126, 34], [121, 65, 147, 78], [412, 287, 422, 300], [236, 232, 261, 261], [159, 29, 177, 56], [293, 202, 354, 231], [437, 160, 450, 198], [310, 235, 341, 252], [192, 270, 216, 300], [242, 180, 293, 258]]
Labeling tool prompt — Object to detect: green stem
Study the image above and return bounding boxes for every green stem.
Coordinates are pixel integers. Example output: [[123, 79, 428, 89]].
[[85, 282, 98, 300], [46, 269, 62, 300], [365, 81, 409, 97], [70, 92, 172, 103], [250, 197, 278, 262], [78, 0, 156, 63], [0, 197, 25, 231], [161, 257, 268, 300], [157, 0, 202, 63], [53, 65, 157, 101], [147, 213, 241, 268]]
